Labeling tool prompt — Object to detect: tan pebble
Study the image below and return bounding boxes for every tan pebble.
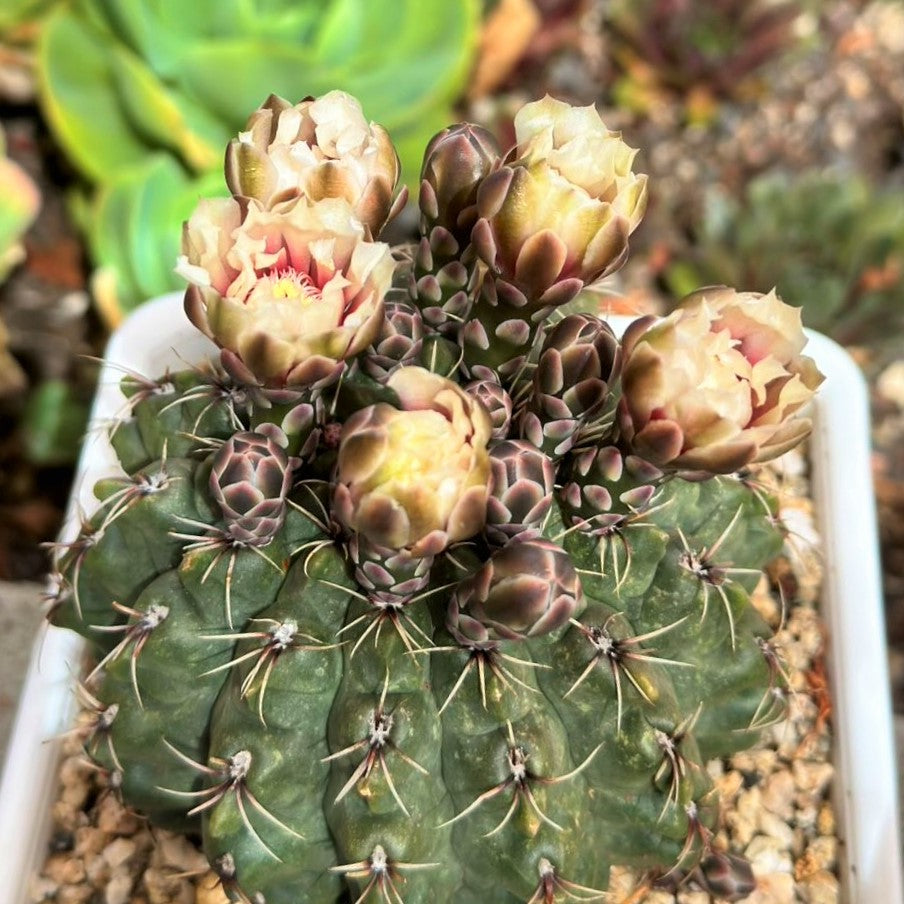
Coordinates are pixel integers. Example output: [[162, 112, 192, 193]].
[[816, 801, 836, 836], [750, 749, 779, 775], [726, 787, 762, 847], [84, 852, 111, 885], [60, 782, 91, 813], [796, 799, 818, 831], [757, 809, 795, 847], [132, 827, 157, 855], [96, 794, 141, 835], [143, 866, 193, 904], [790, 825, 807, 858], [28, 875, 59, 900], [103, 837, 137, 869], [793, 760, 834, 796], [760, 769, 795, 820], [51, 800, 82, 832], [745, 834, 793, 875], [798, 869, 840, 904], [195, 874, 231, 904], [714, 769, 744, 802], [57, 886, 94, 904], [742, 871, 796, 904], [795, 836, 838, 879], [44, 853, 87, 885], [676, 890, 709, 903], [74, 825, 107, 857], [154, 830, 208, 872], [635, 893, 674, 904], [105, 870, 135, 904], [58, 756, 90, 787]]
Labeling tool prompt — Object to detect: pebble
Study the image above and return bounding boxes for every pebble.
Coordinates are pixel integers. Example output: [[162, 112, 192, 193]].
[[817, 801, 836, 836], [795, 836, 838, 878], [154, 830, 208, 872], [746, 833, 794, 875], [760, 769, 796, 820], [44, 853, 86, 885], [104, 870, 134, 904], [793, 760, 834, 796], [102, 837, 136, 869], [798, 869, 841, 904], [96, 793, 141, 835], [758, 809, 796, 847], [57, 887, 93, 904], [144, 865, 195, 904], [675, 891, 709, 903], [742, 871, 796, 904], [194, 878, 231, 904]]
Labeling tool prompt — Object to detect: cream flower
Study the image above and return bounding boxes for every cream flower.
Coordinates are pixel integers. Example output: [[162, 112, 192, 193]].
[[178, 197, 394, 386], [475, 95, 647, 304], [618, 287, 825, 473], [332, 367, 492, 555], [225, 91, 401, 235]]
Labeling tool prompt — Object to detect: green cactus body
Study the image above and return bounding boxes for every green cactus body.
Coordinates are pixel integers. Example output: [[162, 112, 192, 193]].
[[47, 92, 823, 903], [50, 356, 787, 899]]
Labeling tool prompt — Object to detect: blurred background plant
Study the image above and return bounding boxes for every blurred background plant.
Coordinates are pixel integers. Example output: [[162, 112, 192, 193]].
[[0, 0, 58, 103], [662, 170, 904, 349], [0, 124, 40, 399], [605, 0, 806, 124], [36, 0, 480, 324]]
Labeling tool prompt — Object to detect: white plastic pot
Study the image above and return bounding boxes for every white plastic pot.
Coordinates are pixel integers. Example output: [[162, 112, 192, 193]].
[[0, 293, 900, 903]]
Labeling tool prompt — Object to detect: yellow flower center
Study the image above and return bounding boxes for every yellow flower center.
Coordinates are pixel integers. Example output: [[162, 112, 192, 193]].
[[253, 267, 322, 305]]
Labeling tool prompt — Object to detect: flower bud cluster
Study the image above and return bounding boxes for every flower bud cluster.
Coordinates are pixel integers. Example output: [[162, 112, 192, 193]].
[[175, 89, 824, 653]]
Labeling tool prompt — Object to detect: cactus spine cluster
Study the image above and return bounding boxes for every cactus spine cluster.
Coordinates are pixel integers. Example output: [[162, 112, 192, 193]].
[[48, 91, 822, 903]]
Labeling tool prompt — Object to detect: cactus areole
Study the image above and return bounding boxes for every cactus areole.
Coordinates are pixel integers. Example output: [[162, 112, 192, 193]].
[[50, 92, 823, 903]]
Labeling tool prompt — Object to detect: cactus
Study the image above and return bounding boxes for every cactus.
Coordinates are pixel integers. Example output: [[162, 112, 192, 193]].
[[48, 92, 823, 903]]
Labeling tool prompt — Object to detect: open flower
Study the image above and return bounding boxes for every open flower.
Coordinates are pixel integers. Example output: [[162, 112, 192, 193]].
[[179, 197, 394, 386], [474, 95, 648, 305], [618, 287, 825, 473], [225, 91, 402, 235], [332, 367, 492, 556]]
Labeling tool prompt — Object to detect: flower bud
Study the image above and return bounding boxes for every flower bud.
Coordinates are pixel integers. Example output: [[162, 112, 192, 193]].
[[332, 367, 492, 556], [520, 314, 621, 458], [225, 91, 402, 235], [619, 287, 825, 473], [178, 197, 394, 387], [464, 379, 513, 440], [485, 440, 556, 546], [448, 539, 581, 644], [210, 427, 296, 546], [475, 96, 647, 305], [362, 299, 424, 380], [419, 123, 501, 243]]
